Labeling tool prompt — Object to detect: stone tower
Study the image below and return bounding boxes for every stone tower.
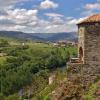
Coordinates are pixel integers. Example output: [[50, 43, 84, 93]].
[[77, 14, 100, 66]]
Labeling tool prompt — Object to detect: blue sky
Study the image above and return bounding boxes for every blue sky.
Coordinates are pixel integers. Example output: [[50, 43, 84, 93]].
[[0, 0, 100, 33]]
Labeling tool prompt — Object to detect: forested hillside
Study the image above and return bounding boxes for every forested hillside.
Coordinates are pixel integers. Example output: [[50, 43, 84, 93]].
[[0, 37, 77, 100]]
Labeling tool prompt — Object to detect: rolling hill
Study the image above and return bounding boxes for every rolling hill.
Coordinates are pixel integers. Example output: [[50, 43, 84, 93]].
[[0, 31, 77, 42]]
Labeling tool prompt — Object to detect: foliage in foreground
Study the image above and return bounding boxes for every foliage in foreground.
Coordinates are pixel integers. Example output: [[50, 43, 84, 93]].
[[84, 79, 100, 100], [33, 68, 67, 100], [0, 38, 77, 99]]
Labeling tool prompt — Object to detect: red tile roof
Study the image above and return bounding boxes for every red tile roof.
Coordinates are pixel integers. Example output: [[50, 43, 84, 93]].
[[77, 14, 100, 25]]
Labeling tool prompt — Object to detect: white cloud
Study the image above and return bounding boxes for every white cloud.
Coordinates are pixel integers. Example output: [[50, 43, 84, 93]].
[[7, 9, 38, 24], [66, 17, 74, 20], [85, 3, 100, 10], [0, 16, 7, 20], [0, 6, 82, 33], [81, 1, 100, 16], [40, 0, 58, 9], [0, 0, 82, 33], [45, 13, 64, 25], [0, 0, 30, 10], [0, 8, 39, 32], [67, 19, 78, 25], [45, 13, 63, 18], [81, 10, 93, 16], [52, 17, 64, 25], [45, 23, 77, 33], [0, 7, 82, 33], [42, 17, 85, 33]]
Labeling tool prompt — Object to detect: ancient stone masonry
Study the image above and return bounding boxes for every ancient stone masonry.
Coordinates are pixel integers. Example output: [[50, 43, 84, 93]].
[[71, 14, 100, 91], [78, 23, 100, 65], [51, 14, 100, 100], [77, 14, 100, 66], [69, 14, 100, 84]]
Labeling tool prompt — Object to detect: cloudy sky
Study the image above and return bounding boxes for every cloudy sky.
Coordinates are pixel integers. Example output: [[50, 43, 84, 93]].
[[0, 0, 100, 33]]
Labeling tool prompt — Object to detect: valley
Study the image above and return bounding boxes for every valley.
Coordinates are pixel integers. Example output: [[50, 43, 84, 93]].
[[0, 36, 77, 100]]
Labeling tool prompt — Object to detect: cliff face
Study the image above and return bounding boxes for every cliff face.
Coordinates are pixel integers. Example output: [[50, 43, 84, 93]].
[[51, 64, 100, 100]]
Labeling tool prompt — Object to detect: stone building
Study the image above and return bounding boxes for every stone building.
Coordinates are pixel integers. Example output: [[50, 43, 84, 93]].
[[77, 14, 100, 66], [51, 14, 100, 100]]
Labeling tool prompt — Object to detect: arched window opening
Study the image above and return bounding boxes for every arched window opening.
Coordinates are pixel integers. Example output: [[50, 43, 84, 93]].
[[79, 47, 83, 62]]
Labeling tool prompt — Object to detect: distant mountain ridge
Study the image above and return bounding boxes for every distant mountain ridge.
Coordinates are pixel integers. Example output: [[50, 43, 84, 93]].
[[0, 31, 44, 41], [46, 32, 77, 42], [0, 31, 77, 42]]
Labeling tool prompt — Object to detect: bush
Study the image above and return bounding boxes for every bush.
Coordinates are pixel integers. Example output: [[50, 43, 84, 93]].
[[0, 93, 5, 100]]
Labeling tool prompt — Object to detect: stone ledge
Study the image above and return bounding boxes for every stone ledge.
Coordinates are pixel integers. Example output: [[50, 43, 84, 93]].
[[67, 62, 84, 73]]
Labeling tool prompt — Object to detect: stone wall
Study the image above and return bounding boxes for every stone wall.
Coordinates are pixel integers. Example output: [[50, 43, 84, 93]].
[[78, 23, 100, 65], [51, 22, 100, 100], [51, 63, 100, 100], [67, 64, 100, 86]]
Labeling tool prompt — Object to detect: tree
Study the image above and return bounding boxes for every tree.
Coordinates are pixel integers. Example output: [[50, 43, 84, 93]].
[[0, 39, 9, 47]]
